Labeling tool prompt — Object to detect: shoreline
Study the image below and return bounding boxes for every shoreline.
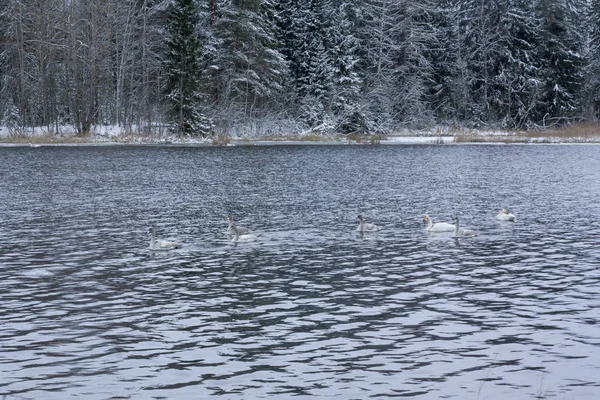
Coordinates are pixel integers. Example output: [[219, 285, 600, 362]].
[[2, 135, 600, 146], [2, 127, 600, 146]]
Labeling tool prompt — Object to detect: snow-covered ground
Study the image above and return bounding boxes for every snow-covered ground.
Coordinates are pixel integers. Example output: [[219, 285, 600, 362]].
[[0, 124, 121, 138], [1, 124, 599, 145], [384, 135, 452, 144]]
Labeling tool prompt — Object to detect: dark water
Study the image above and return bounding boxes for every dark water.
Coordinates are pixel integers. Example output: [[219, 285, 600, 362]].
[[0, 144, 599, 400]]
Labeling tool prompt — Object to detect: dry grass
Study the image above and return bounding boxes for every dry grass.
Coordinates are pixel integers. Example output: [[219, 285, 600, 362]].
[[454, 123, 600, 143], [4, 123, 600, 145], [528, 122, 600, 139]]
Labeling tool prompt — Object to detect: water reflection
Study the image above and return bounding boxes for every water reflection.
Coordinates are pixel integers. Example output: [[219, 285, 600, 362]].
[[0, 145, 599, 399]]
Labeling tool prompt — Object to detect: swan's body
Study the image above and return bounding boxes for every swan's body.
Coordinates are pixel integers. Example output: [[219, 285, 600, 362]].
[[227, 215, 248, 238], [357, 215, 379, 232], [496, 208, 516, 222], [452, 217, 478, 238], [29, 142, 40, 148], [423, 215, 455, 232], [230, 224, 257, 243], [149, 227, 181, 250]]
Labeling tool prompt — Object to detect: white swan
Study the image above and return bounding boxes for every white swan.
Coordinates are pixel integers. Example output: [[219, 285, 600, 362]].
[[227, 215, 248, 238], [496, 208, 516, 222], [452, 216, 478, 238], [148, 227, 181, 250], [357, 215, 379, 232], [423, 215, 455, 232], [230, 223, 257, 243]]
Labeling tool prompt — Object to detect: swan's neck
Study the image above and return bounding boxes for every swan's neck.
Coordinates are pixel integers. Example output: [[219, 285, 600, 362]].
[[150, 231, 156, 248], [231, 226, 240, 242], [228, 219, 233, 230], [358, 219, 364, 232], [454, 219, 460, 235], [426, 216, 433, 229]]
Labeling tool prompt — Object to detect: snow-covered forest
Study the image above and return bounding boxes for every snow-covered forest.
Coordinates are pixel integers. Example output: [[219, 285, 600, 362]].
[[1, 0, 599, 137]]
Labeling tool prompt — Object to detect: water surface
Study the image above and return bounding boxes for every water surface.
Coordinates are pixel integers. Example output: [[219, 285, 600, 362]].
[[0, 144, 599, 399]]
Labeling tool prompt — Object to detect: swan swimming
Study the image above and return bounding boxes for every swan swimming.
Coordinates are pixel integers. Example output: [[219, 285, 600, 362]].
[[357, 215, 379, 232], [496, 208, 516, 222], [227, 215, 248, 238], [148, 227, 181, 250], [452, 216, 478, 238], [229, 223, 257, 243], [423, 215, 455, 232]]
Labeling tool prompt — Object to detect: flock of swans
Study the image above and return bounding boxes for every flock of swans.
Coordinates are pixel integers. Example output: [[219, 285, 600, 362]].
[[422, 209, 515, 238], [148, 209, 516, 251]]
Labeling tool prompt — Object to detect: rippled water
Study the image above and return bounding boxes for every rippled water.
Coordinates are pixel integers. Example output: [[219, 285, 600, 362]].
[[1, 144, 599, 399]]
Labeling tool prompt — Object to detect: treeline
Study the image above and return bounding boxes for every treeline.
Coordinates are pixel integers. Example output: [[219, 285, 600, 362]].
[[1, 0, 599, 137]]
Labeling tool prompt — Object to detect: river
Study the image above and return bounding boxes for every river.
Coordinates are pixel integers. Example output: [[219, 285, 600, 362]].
[[0, 144, 599, 399]]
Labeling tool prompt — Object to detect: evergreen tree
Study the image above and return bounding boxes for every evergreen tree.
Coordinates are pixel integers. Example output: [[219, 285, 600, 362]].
[[392, 0, 438, 128], [533, 0, 585, 127], [492, 0, 541, 128], [457, 0, 506, 126], [275, 0, 335, 127], [208, 0, 287, 120], [426, 1, 461, 125], [329, 1, 365, 134], [584, 0, 600, 119], [164, 0, 211, 137], [358, 0, 405, 131]]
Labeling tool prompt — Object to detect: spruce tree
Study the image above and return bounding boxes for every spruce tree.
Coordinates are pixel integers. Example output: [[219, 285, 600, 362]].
[[492, 0, 541, 129], [457, 0, 506, 126], [209, 0, 287, 119], [275, 0, 334, 127], [358, 0, 406, 131], [426, 2, 460, 124], [164, 0, 211, 137], [533, 0, 585, 126], [584, 0, 600, 119], [328, 1, 365, 134]]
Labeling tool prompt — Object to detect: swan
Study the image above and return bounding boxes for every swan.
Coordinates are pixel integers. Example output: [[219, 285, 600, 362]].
[[29, 142, 40, 148], [496, 208, 516, 222], [357, 215, 379, 232], [423, 215, 455, 232], [227, 215, 248, 238], [148, 227, 181, 250], [452, 216, 478, 238], [230, 223, 257, 243]]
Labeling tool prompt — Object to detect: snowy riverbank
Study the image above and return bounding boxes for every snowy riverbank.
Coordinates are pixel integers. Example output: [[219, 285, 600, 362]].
[[2, 125, 600, 146]]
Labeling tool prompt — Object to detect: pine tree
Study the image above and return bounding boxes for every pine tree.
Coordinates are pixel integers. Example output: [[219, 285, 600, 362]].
[[164, 0, 212, 137]]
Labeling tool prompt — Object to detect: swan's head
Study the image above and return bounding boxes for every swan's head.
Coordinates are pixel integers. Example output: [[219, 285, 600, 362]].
[[502, 209, 511, 214], [357, 215, 364, 221], [148, 227, 155, 233], [423, 215, 429, 222], [227, 215, 233, 221]]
